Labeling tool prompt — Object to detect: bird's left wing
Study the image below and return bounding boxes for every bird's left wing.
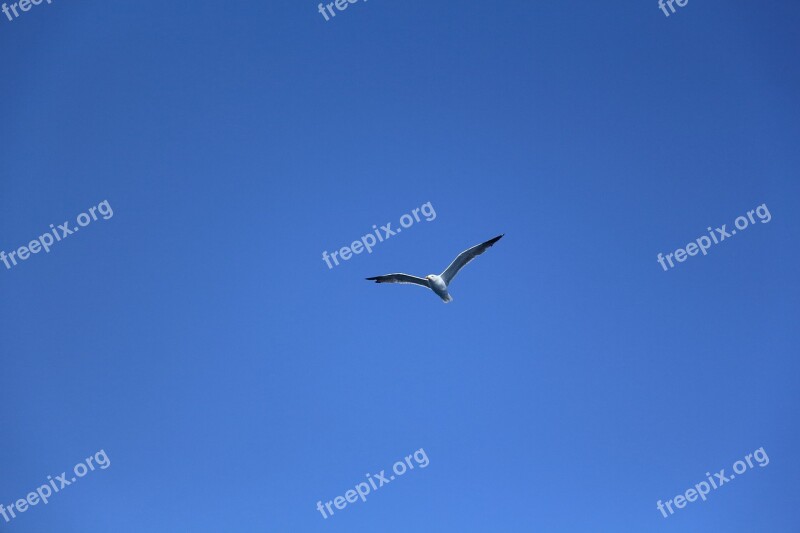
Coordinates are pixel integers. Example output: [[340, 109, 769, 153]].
[[440, 234, 504, 284], [365, 273, 430, 289]]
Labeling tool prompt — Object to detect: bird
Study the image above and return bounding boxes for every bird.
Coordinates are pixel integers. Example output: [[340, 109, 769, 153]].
[[365, 234, 504, 303]]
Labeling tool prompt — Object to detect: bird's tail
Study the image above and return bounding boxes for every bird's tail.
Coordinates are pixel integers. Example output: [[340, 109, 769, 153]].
[[441, 293, 453, 303]]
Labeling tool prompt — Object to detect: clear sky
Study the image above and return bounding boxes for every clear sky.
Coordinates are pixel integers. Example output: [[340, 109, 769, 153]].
[[1, 1, 798, 531]]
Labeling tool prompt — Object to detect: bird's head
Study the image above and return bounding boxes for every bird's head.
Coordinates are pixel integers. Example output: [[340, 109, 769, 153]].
[[425, 275, 434, 280]]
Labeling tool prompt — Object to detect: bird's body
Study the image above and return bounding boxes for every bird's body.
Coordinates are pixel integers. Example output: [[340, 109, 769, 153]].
[[366, 234, 503, 303], [426, 274, 452, 302]]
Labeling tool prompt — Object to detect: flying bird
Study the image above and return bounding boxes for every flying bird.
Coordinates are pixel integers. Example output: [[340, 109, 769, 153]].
[[366, 234, 504, 303]]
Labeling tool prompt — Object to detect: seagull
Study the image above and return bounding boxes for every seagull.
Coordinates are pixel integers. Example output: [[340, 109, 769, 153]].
[[366, 234, 504, 303]]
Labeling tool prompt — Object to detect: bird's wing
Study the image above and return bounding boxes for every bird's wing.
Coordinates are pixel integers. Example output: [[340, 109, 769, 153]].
[[365, 273, 430, 289], [440, 234, 504, 285]]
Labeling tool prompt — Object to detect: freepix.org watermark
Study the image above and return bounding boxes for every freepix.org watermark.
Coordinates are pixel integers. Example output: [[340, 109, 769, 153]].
[[658, 0, 689, 18], [316, 0, 368, 22], [1, 200, 114, 272], [0, 450, 111, 525], [315, 448, 429, 519], [656, 203, 771, 271], [656, 446, 769, 519], [1, 0, 54, 23], [321, 201, 436, 270]]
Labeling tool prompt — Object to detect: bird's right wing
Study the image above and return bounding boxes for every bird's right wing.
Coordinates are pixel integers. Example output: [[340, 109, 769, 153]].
[[365, 273, 430, 289], [440, 234, 504, 284]]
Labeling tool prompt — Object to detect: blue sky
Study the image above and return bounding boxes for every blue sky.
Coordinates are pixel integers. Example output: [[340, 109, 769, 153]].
[[1, 0, 798, 531]]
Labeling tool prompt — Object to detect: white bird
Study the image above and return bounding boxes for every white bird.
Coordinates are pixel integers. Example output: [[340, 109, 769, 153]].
[[366, 234, 504, 303]]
